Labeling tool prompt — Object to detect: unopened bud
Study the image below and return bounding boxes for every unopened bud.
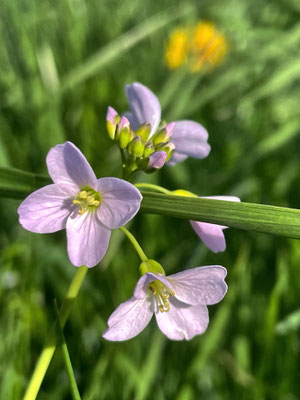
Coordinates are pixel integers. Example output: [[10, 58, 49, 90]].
[[155, 142, 175, 162], [106, 106, 120, 140], [139, 259, 166, 276], [116, 116, 131, 149], [135, 123, 152, 142], [152, 122, 175, 145], [127, 135, 145, 158], [147, 151, 167, 171], [172, 189, 197, 198], [143, 142, 155, 157]]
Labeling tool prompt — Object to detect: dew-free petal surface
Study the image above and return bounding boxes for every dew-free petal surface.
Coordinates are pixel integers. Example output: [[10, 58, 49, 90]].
[[169, 120, 211, 164], [125, 82, 161, 135], [156, 298, 209, 340], [191, 196, 241, 252], [46, 141, 97, 188], [167, 152, 188, 166], [96, 178, 142, 229], [169, 266, 227, 305], [190, 221, 227, 252], [103, 297, 153, 341], [18, 184, 75, 233], [66, 211, 110, 267]]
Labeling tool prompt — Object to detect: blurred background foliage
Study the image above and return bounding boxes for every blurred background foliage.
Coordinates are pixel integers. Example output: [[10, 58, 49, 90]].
[[0, 0, 300, 399]]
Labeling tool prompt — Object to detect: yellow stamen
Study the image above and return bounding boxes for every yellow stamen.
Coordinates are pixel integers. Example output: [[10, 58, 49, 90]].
[[165, 28, 189, 69], [72, 186, 102, 215], [149, 280, 175, 313]]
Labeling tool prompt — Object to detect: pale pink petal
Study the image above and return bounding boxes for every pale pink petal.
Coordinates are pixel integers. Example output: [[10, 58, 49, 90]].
[[155, 298, 209, 340], [168, 120, 211, 165], [125, 82, 161, 136], [147, 151, 167, 169], [117, 116, 130, 131], [203, 196, 240, 203], [191, 196, 241, 252], [167, 153, 188, 166], [18, 184, 74, 233], [96, 178, 142, 229], [190, 221, 227, 252], [165, 122, 176, 139], [102, 296, 153, 341], [46, 141, 97, 188], [106, 106, 118, 124], [66, 211, 110, 267], [134, 272, 174, 299], [169, 266, 227, 306]]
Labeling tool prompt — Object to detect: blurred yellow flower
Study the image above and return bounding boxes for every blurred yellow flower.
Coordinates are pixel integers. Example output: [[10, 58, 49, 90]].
[[165, 21, 227, 72], [190, 22, 227, 71], [165, 28, 189, 69]]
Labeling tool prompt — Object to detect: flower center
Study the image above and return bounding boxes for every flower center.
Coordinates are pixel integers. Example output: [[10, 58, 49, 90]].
[[148, 280, 175, 313], [73, 186, 102, 215]]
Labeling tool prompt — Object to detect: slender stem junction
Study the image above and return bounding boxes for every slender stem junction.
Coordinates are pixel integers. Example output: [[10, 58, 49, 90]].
[[119, 226, 148, 262], [134, 183, 170, 194]]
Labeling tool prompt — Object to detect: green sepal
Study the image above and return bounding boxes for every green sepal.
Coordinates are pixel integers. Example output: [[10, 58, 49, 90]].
[[139, 259, 166, 276], [152, 128, 169, 146], [155, 142, 175, 161], [143, 142, 155, 157], [135, 123, 152, 142], [107, 121, 116, 140], [117, 127, 131, 149], [127, 135, 145, 158]]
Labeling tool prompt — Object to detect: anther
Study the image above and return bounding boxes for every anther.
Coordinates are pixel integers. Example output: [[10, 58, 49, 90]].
[[148, 280, 175, 313], [73, 186, 102, 215]]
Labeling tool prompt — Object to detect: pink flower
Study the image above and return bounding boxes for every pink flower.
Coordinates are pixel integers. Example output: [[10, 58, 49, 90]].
[[18, 141, 142, 268], [147, 151, 167, 170], [103, 265, 227, 341], [172, 190, 240, 253], [191, 196, 241, 252], [124, 82, 211, 166]]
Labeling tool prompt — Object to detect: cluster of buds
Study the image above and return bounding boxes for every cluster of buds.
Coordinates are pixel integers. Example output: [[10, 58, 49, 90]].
[[106, 106, 175, 177]]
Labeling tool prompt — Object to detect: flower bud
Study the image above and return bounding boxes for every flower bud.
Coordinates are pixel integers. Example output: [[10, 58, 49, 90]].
[[143, 141, 155, 157], [127, 135, 145, 158], [135, 123, 152, 142], [139, 259, 166, 276], [172, 189, 197, 198], [106, 106, 120, 140], [155, 142, 175, 162], [116, 116, 131, 149], [147, 151, 167, 171], [152, 122, 175, 145]]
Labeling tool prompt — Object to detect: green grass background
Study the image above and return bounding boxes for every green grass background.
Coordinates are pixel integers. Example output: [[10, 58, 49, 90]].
[[1, 0, 300, 399]]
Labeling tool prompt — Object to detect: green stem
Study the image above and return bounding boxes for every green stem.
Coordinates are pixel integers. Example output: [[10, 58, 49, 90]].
[[24, 266, 88, 400], [134, 183, 170, 194], [119, 227, 148, 262], [54, 301, 82, 400], [119, 148, 127, 180]]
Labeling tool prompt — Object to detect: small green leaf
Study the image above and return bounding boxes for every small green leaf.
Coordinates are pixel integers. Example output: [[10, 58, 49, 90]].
[[140, 191, 300, 240], [0, 167, 50, 199], [1, 167, 300, 239]]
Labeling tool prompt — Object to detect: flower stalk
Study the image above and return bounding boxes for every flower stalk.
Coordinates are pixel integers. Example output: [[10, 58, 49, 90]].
[[24, 266, 88, 400], [54, 300, 82, 400], [119, 226, 148, 262], [134, 182, 170, 194]]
